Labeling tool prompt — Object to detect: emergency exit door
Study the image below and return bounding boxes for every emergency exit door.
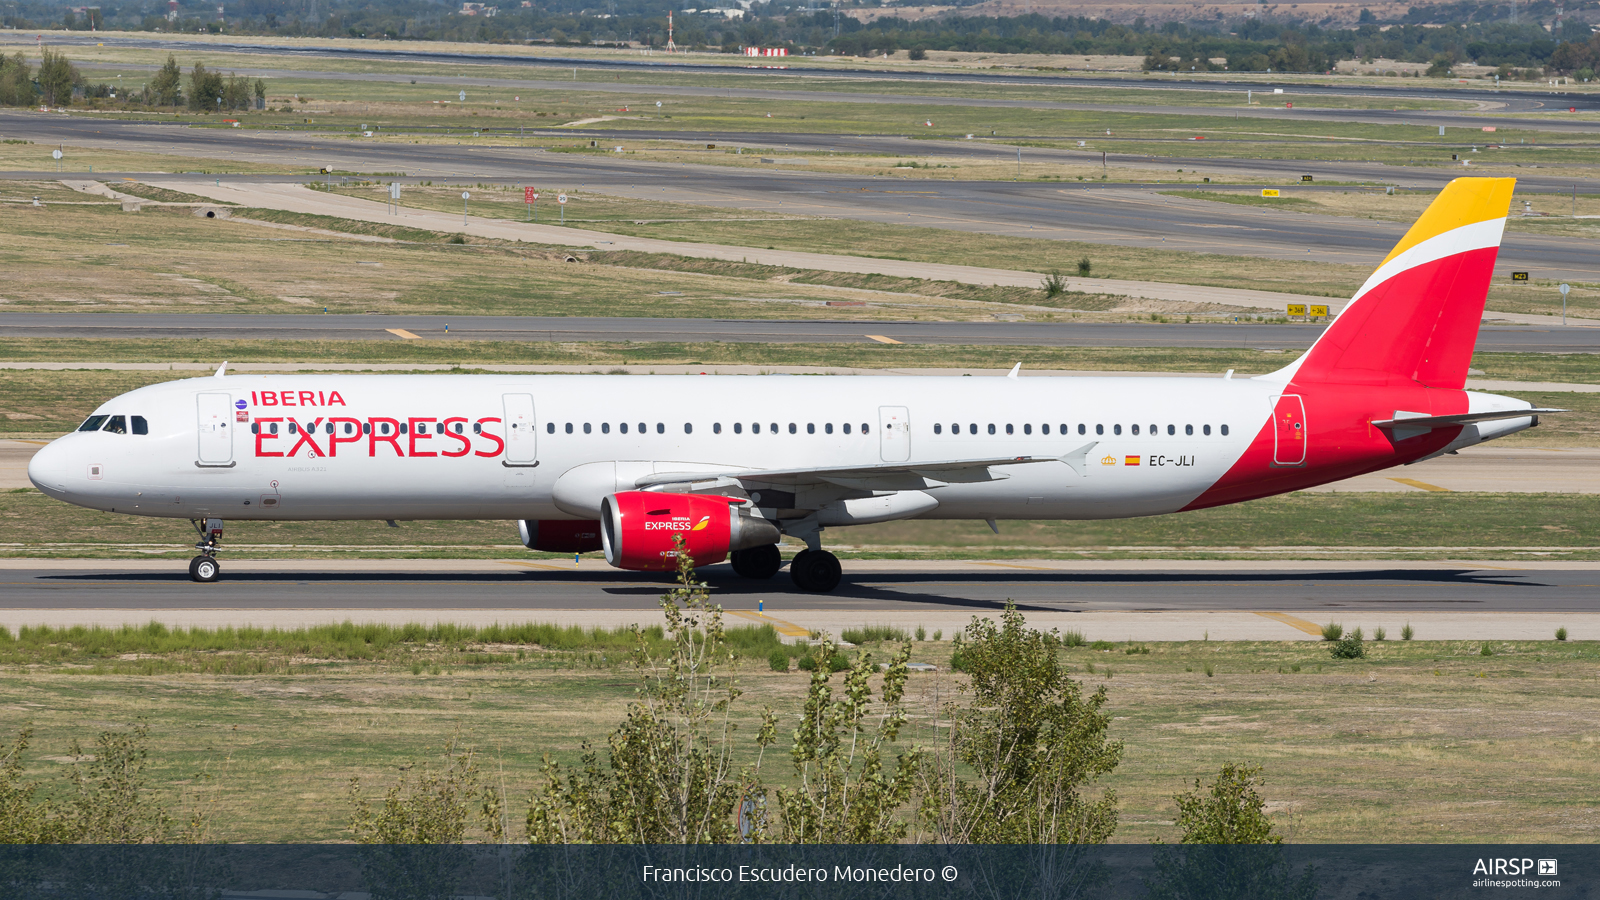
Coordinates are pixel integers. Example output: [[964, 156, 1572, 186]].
[[503, 393, 538, 465], [1271, 394, 1306, 467], [196, 392, 234, 465], [878, 406, 910, 462]]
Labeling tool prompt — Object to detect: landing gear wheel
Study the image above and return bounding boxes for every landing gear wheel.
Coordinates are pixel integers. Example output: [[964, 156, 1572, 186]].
[[731, 544, 782, 580], [788, 549, 842, 593], [189, 555, 220, 583]]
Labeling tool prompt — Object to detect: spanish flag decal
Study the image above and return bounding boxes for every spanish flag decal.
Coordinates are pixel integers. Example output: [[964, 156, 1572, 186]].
[[691, 515, 711, 532], [1125, 456, 1141, 466]]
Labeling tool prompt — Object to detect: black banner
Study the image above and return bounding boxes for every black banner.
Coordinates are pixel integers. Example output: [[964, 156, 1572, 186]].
[[0, 844, 1591, 898]]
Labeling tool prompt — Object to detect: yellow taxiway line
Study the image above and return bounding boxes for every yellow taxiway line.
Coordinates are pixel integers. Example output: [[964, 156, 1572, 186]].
[[1389, 477, 1452, 492], [1254, 611, 1326, 636], [727, 609, 812, 638], [385, 328, 421, 340]]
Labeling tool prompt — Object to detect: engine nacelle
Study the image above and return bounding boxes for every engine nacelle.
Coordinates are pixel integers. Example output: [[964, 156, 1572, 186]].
[[519, 519, 603, 553], [599, 491, 780, 571]]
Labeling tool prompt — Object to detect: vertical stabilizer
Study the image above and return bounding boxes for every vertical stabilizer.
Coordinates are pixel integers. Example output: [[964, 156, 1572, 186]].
[[1262, 177, 1514, 390]]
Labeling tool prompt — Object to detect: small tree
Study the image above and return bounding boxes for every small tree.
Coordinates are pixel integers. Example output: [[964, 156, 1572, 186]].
[[526, 537, 769, 843], [0, 53, 36, 107], [775, 639, 919, 843], [348, 736, 503, 843], [37, 48, 77, 107], [1173, 763, 1280, 844], [150, 54, 183, 108], [921, 604, 1123, 843]]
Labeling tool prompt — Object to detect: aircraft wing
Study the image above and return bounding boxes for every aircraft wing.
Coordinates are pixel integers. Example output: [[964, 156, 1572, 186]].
[[635, 443, 1100, 493]]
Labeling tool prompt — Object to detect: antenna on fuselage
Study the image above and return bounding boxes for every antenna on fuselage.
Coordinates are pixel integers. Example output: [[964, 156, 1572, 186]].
[[214, 360, 228, 377], [1006, 363, 1021, 379]]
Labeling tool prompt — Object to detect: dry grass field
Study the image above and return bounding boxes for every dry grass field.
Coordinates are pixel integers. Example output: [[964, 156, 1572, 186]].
[[1, 631, 1595, 843]]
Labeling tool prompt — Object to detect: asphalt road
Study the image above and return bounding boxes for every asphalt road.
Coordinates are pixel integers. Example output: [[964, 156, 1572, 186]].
[[5, 563, 1597, 613], [7, 112, 1599, 281], [4, 313, 1597, 352]]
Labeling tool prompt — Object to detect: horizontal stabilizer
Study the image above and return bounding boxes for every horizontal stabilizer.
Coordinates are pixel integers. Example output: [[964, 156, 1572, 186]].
[[1372, 408, 1563, 431]]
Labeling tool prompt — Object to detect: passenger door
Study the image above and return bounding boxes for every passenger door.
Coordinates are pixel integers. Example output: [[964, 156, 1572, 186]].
[[1271, 394, 1307, 467], [878, 406, 911, 462], [502, 393, 538, 465], [196, 392, 234, 465]]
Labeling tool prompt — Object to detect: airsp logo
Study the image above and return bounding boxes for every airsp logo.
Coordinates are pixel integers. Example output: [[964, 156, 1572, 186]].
[[1472, 858, 1554, 876]]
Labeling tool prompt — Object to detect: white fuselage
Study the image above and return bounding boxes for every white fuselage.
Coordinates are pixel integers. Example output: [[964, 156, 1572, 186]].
[[28, 373, 1275, 524]]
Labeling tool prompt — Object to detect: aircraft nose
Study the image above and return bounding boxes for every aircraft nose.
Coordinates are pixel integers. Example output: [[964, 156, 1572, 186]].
[[27, 439, 73, 495]]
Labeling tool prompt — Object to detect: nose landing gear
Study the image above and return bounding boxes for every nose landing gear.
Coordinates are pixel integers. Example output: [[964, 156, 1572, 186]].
[[188, 518, 223, 583]]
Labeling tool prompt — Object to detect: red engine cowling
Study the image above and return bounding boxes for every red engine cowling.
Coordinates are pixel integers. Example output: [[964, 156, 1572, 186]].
[[519, 519, 603, 553], [600, 491, 779, 571]]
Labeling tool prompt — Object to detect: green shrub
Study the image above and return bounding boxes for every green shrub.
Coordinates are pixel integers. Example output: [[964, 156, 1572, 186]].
[[1480, 642, 1494, 657], [1320, 622, 1343, 642], [1329, 634, 1365, 659], [768, 649, 790, 672], [1042, 270, 1066, 297], [1203, 664, 1215, 677], [841, 625, 909, 644], [914, 625, 926, 642], [1556, 627, 1568, 642], [1401, 623, 1415, 641], [932, 630, 942, 641], [1077, 256, 1092, 277], [799, 651, 849, 672], [1372, 627, 1387, 642], [1124, 645, 1150, 655], [1061, 630, 1086, 647], [1089, 640, 1115, 651]]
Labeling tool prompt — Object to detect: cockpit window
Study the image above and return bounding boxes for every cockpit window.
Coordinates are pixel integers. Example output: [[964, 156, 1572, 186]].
[[103, 415, 128, 435], [131, 416, 148, 435], [78, 415, 109, 432]]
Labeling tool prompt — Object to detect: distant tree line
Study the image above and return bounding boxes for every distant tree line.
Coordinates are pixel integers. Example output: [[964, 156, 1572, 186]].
[[0, 0, 1595, 76], [0, 49, 264, 109]]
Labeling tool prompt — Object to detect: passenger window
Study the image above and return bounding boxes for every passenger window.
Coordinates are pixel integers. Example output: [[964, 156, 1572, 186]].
[[601, 423, 610, 434], [1185, 424, 1194, 435], [1221, 424, 1230, 436], [288, 421, 298, 435], [843, 423, 852, 434], [454, 423, 464, 434], [1024, 424, 1032, 435], [807, 423, 815, 435], [399, 423, 408, 435], [685, 423, 694, 434], [638, 423, 647, 433], [132, 416, 148, 435], [78, 415, 109, 432], [1114, 425, 1122, 435], [1150, 424, 1157, 436], [347, 423, 357, 435], [771, 423, 780, 434], [986, 424, 995, 435], [469, 423, 478, 435], [547, 422, 555, 434], [825, 423, 833, 434], [657, 423, 665, 434], [621, 422, 629, 434], [270, 423, 280, 435], [1203, 425, 1212, 436], [969, 424, 978, 435], [104, 415, 127, 434], [1167, 424, 1175, 436], [861, 423, 869, 434], [1078, 424, 1086, 435], [1005, 424, 1014, 435], [789, 423, 797, 434], [714, 423, 722, 434], [583, 423, 592, 434], [934, 423, 942, 435], [1131, 424, 1139, 436], [1095, 424, 1104, 435], [366, 423, 375, 435], [565, 423, 573, 434]]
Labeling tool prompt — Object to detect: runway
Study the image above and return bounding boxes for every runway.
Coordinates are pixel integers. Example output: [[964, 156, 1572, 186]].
[[6, 313, 1600, 353], [6, 113, 1600, 282], [2, 559, 1596, 641]]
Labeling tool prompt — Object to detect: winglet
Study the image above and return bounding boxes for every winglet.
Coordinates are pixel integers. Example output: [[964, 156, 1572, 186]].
[[214, 360, 228, 378], [1007, 363, 1021, 379]]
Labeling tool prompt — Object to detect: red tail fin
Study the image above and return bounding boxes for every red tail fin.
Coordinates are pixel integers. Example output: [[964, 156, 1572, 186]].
[[1268, 177, 1514, 390]]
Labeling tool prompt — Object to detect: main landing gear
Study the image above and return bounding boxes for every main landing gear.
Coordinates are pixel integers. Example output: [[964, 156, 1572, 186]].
[[788, 548, 842, 593], [188, 518, 223, 583]]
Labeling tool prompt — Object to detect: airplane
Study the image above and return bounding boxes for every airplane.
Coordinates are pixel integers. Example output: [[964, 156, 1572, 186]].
[[29, 177, 1560, 589]]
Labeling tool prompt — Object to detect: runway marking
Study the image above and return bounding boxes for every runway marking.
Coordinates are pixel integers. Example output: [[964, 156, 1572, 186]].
[[500, 561, 577, 571], [727, 609, 811, 637], [385, 328, 422, 340], [1254, 612, 1325, 636], [978, 561, 1056, 571], [1389, 477, 1452, 492], [865, 335, 902, 344]]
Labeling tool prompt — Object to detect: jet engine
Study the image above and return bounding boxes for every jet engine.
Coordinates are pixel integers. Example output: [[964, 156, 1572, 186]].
[[519, 519, 603, 553], [599, 491, 780, 570]]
